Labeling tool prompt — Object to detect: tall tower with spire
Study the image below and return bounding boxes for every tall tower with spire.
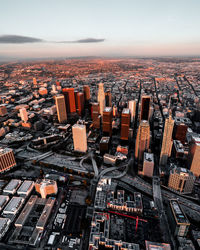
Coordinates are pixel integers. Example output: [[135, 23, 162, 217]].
[[97, 83, 105, 116], [160, 114, 174, 166]]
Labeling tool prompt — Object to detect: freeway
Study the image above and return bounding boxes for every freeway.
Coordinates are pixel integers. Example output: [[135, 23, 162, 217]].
[[120, 175, 200, 222]]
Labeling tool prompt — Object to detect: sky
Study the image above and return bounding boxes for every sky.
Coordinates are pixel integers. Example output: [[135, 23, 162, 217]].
[[0, 0, 200, 59]]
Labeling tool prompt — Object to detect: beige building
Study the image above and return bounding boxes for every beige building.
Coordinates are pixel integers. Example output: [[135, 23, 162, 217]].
[[160, 115, 174, 166], [72, 124, 87, 152], [55, 95, 67, 123], [97, 83, 105, 116], [128, 100, 136, 123], [188, 136, 200, 177], [135, 120, 150, 163], [19, 108, 28, 122], [0, 148, 16, 173], [168, 167, 195, 194]]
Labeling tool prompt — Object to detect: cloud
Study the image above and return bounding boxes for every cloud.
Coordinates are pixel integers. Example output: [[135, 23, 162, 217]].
[[57, 38, 105, 43], [0, 35, 44, 44], [0, 35, 105, 44]]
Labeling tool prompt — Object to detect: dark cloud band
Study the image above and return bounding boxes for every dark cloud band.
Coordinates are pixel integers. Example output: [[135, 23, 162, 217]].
[[0, 35, 105, 44], [0, 35, 44, 44]]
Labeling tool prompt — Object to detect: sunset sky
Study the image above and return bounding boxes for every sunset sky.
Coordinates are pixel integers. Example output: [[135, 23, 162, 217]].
[[1, 0, 200, 59]]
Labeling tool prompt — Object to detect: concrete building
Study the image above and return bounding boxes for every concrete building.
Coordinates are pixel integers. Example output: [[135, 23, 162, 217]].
[[168, 167, 195, 194], [188, 136, 200, 177], [0, 148, 16, 173], [17, 180, 34, 197], [55, 95, 67, 123], [0, 217, 11, 240], [160, 115, 174, 166], [129, 100, 136, 123], [35, 179, 58, 198], [135, 120, 150, 164], [9, 195, 55, 246], [3, 197, 24, 216], [142, 152, 154, 178], [72, 124, 87, 152], [0, 195, 9, 212], [97, 83, 105, 116], [167, 199, 190, 237], [3, 179, 21, 195], [19, 108, 28, 122]]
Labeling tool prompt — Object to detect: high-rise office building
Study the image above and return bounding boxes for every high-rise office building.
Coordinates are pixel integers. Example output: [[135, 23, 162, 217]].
[[83, 85, 91, 101], [140, 95, 151, 121], [167, 199, 190, 237], [128, 100, 136, 123], [75, 92, 84, 116], [62, 88, 76, 113], [168, 167, 195, 194], [19, 108, 28, 122], [160, 115, 174, 166], [173, 117, 192, 144], [91, 103, 100, 129], [72, 124, 87, 152], [55, 95, 67, 123], [0, 105, 7, 116], [103, 107, 112, 136], [135, 120, 150, 163], [188, 136, 200, 177], [142, 152, 154, 177], [0, 148, 16, 173], [121, 108, 130, 140], [97, 83, 105, 116], [105, 90, 112, 107]]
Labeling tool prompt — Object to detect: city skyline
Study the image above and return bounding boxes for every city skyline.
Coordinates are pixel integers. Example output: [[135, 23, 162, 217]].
[[1, 0, 200, 60]]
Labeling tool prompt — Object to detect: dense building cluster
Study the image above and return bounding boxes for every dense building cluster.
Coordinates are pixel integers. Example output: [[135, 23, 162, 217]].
[[0, 57, 200, 249]]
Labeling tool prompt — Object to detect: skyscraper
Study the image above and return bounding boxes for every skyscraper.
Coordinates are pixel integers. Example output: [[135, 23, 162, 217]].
[[121, 108, 130, 140], [188, 136, 200, 177], [19, 108, 28, 122], [135, 120, 150, 164], [76, 92, 85, 116], [128, 100, 136, 123], [62, 88, 76, 113], [105, 90, 112, 107], [92, 103, 100, 129], [97, 83, 105, 116], [103, 107, 112, 136], [83, 85, 91, 101], [140, 95, 151, 121], [55, 95, 67, 123], [160, 115, 174, 166], [72, 124, 87, 152]]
